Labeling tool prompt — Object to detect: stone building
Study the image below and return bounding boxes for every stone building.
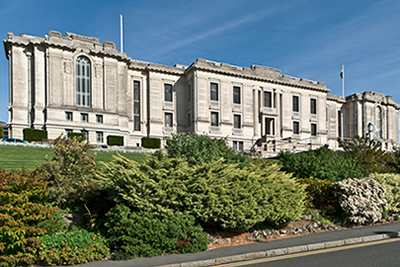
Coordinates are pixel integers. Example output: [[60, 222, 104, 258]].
[[3, 31, 399, 154]]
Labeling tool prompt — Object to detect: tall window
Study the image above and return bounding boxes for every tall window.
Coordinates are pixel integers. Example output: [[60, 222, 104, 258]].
[[233, 86, 241, 104], [264, 91, 272, 108], [293, 96, 299, 112], [96, 132, 103, 143], [164, 84, 173, 102], [310, 98, 317, 114], [210, 83, 218, 101], [311, 123, 317, 136], [234, 114, 241, 129], [66, 112, 73, 121], [293, 121, 299, 135], [376, 106, 382, 139], [82, 130, 88, 142], [165, 112, 173, 128], [211, 112, 219, 126], [134, 81, 141, 131], [76, 56, 91, 107]]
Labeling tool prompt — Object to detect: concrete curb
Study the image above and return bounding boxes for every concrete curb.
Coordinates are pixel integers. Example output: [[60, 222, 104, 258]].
[[157, 232, 400, 267]]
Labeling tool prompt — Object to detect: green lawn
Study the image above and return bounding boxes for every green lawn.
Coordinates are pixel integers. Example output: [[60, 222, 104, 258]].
[[0, 145, 148, 171]]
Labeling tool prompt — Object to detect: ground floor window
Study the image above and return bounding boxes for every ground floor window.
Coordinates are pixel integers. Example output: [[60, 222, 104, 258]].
[[233, 141, 244, 151], [311, 123, 317, 136], [96, 132, 103, 143]]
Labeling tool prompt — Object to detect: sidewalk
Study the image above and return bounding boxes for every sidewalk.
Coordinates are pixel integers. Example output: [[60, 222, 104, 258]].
[[76, 221, 400, 267]]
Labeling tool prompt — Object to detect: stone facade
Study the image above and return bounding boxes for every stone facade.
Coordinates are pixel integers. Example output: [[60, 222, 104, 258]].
[[3, 31, 399, 153]]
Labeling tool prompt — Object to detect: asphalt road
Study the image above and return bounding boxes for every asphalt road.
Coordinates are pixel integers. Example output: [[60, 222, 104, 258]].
[[217, 238, 400, 267]]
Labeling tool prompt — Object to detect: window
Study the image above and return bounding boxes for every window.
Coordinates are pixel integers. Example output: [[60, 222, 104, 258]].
[[188, 84, 191, 102], [65, 112, 73, 121], [264, 91, 272, 108], [81, 113, 88, 122], [133, 81, 141, 131], [165, 112, 173, 128], [293, 96, 299, 112], [65, 129, 73, 137], [311, 123, 317, 136], [234, 114, 241, 129], [187, 112, 191, 127], [210, 83, 218, 101], [96, 132, 103, 143], [76, 56, 91, 107], [310, 98, 317, 114], [164, 84, 173, 102], [233, 141, 244, 151], [82, 130, 88, 142], [293, 121, 299, 135], [376, 106, 382, 138], [96, 115, 103, 124], [233, 86, 241, 104], [338, 110, 342, 138], [211, 112, 219, 126]]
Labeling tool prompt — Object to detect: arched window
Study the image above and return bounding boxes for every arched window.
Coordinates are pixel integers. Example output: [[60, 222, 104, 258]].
[[76, 56, 91, 107], [376, 106, 382, 139]]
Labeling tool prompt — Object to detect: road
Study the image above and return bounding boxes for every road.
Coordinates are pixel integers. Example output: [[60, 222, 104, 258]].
[[217, 238, 400, 267]]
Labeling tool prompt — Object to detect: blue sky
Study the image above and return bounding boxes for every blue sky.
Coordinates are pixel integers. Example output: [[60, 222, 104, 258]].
[[1, 0, 400, 128]]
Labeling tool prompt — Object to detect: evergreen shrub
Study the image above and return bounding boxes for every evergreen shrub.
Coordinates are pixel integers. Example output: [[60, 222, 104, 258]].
[[333, 177, 387, 225], [107, 135, 124, 146], [370, 173, 400, 213], [37, 228, 109, 266], [141, 137, 160, 148], [23, 128, 48, 142], [95, 152, 306, 230], [67, 132, 84, 142], [278, 147, 364, 182], [0, 127, 4, 139], [105, 205, 210, 260]]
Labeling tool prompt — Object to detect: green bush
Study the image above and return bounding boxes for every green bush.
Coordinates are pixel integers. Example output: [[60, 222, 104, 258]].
[[107, 135, 124, 146], [38, 228, 109, 265], [0, 168, 60, 267], [67, 132, 84, 142], [278, 147, 364, 182], [370, 173, 400, 213], [0, 127, 4, 139], [333, 177, 387, 225], [141, 137, 160, 148], [165, 132, 250, 167], [95, 152, 305, 230], [105, 205, 210, 260], [23, 128, 48, 142]]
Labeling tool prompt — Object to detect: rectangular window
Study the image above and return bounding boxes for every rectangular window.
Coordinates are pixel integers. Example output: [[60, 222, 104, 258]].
[[233, 86, 241, 104], [188, 84, 191, 102], [81, 113, 88, 122], [210, 83, 218, 101], [187, 112, 191, 126], [311, 123, 317, 136], [293, 121, 299, 135], [164, 84, 173, 102], [293, 96, 299, 112], [233, 141, 238, 151], [211, 112, 219, 126], [311, 98, 317, 114], [234, 114, 241, 129], [96, 132, 103, 143], [264, 91, 272, 108], [238, 141, 243, 151], [134, 81, 141, 131], [66, 112, 73, 121], [82, 130, 88, 142], [233, 141, 244, 151], [165, 112, 173, 128], [338, 110, 342, 138], [96, 114, 103, 124]]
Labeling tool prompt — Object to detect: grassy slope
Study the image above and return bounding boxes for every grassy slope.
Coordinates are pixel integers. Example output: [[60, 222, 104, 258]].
[[0, 145, 148, 171]]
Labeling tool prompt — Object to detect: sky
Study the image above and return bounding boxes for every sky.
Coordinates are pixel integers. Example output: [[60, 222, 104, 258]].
[[1, 0, 400, 130]]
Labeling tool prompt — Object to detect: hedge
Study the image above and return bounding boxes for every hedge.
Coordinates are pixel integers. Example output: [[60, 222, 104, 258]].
[[107, 135, 124, 146], [23, 128, 48, 142], [0, 127, 4, 139], [68, 132, 85, 142], [142, 137, 160, 148]]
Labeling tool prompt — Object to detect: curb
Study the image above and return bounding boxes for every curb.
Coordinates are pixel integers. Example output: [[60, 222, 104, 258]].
[[157, 232, 400, 267]]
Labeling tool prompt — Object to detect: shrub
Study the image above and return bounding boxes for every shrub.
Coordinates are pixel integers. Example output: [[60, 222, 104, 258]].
[[67, 132, 84, 142], [165, 132, 250, 167], [39, 135, 99, 209], [95, 152, 305, 230], [333, 177, 387, 225], [0, 127, 3, 139], [107, 135, 124, 146], [278, 147, 364, 182], [0, 168, 60, 267], [23, 128, 48, 142], [105, 205, 210, 260], [370, 173, 400, 213], [141, 137, 161, 149], [37, 228, 109, 266], [338, 136, 395, 175]]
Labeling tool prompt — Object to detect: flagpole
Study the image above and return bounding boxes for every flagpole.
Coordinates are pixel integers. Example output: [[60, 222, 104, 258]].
[[342, 64, 345, 97], [120, 14, 123, 53]]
